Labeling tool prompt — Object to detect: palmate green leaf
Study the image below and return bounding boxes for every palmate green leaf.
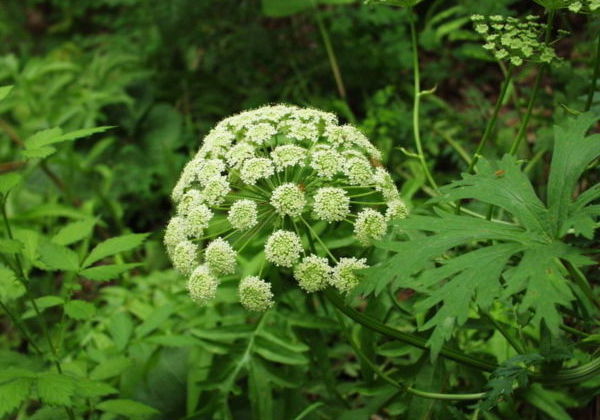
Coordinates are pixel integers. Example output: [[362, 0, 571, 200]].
[[83, 233, 149, 268], [367, 113, 599, 359]]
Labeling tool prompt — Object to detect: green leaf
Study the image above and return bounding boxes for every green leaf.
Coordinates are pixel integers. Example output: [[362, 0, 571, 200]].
[[548, 112, 600, 236], [0, 265, 25, 302], [52, 219, 96, 246], [146, 335, 203, 347], [23, 126, 113, 160], [0, 369, 34, 418], [79, 263, 142, 281], [0, 173, 22, 194], [37, 241, 80, 272], [135, 305, 175, 338], [35, 373, 74, 406], [0, 85, 13, 101], [248, 360, 273, 420], [108, 312, 133, 351], [90, 357, 132, 381], [254, 336, 309, 365], [83, 233, 149, 268], [77, 379, 117, 398], [64, 300, 96, 320], [524, 384, 578, 420], [0, 239, 24, 254], [96, 399, 160, 417]]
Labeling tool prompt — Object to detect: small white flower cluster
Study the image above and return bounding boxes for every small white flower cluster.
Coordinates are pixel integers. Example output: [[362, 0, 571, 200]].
[[568, 0, 600, 13], [471, 14, 557, 66], [166, 104, 408, 311]]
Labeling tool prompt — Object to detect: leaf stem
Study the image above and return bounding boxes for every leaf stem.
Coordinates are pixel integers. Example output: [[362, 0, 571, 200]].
[[409, 15, 439, 193]]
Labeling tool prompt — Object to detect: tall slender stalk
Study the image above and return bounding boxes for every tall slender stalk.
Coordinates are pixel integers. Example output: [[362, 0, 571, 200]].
[[508, 10, 555, 155], [409, 15, 439, 192], [1, 194, 75, 420], [585, 32, 600, 111], [314, 4, 347, 99], [466, 67, 514, 174]]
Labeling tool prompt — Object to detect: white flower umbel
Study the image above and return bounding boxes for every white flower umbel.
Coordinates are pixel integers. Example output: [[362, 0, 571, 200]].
[[312, 187, 350, 222], [186, 204, 213, 237], [344, 157, 374, 186], [354, 208, 387, 245], [228, 199, 258, 230], [293, 255, 332, 292], [271, 145, 306, 170], [239, 276, 274, 311], [310, 148, 341, 179], [167, 104, 401, 311], [331, 257, 368, 293], [270, 183, 306, 217], [386, 199, 409, 220], [188, 265, 219, 305], [171, 240, 199, 276], [202, 176, 230, 207], [265, 230, 303, 267], [240, 157, 275, 185], [205, 237, 237, 275]]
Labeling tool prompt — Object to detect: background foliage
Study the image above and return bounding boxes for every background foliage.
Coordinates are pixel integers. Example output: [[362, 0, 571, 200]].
[[0, 0, 598, 419]]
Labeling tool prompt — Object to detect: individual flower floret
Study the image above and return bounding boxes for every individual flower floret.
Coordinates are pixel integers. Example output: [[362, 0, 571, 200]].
[[310, 148, 341, 179], [178, 189, 204, 215], [354, 209, 387, 245], [225, 143, 255, 168], [205, 237, 237, 275], [199, 128, 235, 158], [186, 204, 214, 236], [202, 175, 230, 207], [324, 125, 349, 146], [344, 157, 374, 185], [312, 187, 350, 222], [171, 240, 199, 276], [228, 199, 258, 230], [240, 158, 275, 185], [245, 122, 277, 144], [271, 145, 306, 170], [330, 257, 368, 293], [164, 216, 188, 252], [188, 265, 219, 305], [270, 183, 306, 217], [239, 276, 274, 311], [386, 199, 409, 220], [293, 255, 332, 292], [265, 230, 303, 267]]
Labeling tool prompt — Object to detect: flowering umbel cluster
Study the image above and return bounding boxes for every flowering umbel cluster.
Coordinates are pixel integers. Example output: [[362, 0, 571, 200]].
[[471, 15, 557, 66], [165, 105, 407, 311]]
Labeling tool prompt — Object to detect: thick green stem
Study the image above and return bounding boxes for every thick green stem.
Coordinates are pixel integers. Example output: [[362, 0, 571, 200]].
[[481, 311, 526, 354], [409, 16, 439, 193], [585, 31, 600, 111]]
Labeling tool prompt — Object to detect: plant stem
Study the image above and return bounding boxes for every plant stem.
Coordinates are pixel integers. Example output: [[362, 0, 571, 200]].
[[314, 3, 347, 99], [0, 301, 43, 355], [323, 288, 497, 372], [409, 15, 439, 193], [1, 195, 75, 420], [347, 324, 485, 400], [481, 311, 526, 354], [467, 66, 514, 173], [585, 31, 600, 111]]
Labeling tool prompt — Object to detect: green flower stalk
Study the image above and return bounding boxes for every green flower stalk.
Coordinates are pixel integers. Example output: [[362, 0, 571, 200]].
[[165, 104, 407, 311]]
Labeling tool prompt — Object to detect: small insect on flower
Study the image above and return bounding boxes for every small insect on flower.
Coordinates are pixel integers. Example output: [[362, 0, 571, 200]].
[[166, 104, 404, 310]]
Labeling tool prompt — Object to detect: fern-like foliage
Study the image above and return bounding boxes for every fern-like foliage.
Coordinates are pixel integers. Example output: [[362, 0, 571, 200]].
[[362, 112, 599, 358]]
